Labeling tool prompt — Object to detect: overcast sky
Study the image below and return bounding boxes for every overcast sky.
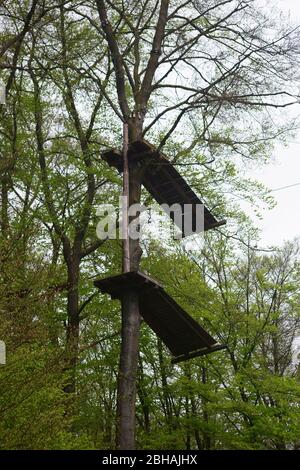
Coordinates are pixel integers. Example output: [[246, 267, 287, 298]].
[[245, 0, 300, 247]]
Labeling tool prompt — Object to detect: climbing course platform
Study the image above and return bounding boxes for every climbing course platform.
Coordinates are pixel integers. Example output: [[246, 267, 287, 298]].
[[102, 139, 226, 237], [94, 271, 226, 364]]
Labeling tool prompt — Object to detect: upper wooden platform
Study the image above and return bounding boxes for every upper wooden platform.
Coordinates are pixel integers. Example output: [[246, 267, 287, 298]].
[[94, 271, 226, 363], [102, 140, 226, 237]]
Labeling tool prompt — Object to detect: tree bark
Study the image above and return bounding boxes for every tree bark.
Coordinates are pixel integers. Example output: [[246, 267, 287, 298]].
[[116, 146, 143, 450], [116, 289, 141, 449]]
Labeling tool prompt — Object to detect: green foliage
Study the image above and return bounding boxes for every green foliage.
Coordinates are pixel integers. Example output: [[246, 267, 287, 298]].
[[1, 0, 300, 451]]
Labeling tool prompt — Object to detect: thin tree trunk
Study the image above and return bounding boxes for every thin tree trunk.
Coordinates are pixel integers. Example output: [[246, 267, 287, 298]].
[[1, 177, 9, 237], [64, 256, 80, 394], [137, 356, 151, 434], [185, 394, 191, 450], [157, 338, 173, 425]]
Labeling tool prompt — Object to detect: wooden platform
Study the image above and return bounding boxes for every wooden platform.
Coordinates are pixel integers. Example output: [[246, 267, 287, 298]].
[[94, 271, 226, 363], [102, 140, 226, 237]]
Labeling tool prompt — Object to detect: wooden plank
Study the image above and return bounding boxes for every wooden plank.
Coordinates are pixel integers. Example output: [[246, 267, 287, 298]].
[[94, 271, 226, 360], [102, 148, 123, 172], [171, 344, 227, 364], [101, 140, 226, 237], [140, 288, 214, 356]]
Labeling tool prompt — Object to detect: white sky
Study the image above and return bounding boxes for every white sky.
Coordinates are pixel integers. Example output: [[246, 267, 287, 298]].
[[245, 0, 300, 247]]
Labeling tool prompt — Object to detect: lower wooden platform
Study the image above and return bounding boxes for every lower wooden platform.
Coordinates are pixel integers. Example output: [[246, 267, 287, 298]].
[[94, 271, 226, 363]]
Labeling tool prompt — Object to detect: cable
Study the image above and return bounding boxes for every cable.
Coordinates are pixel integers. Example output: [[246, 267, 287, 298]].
[[270, 181, 300, 192]]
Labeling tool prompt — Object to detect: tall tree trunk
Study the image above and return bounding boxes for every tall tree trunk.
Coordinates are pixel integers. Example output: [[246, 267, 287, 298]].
[[116, 289, 141, 448], [96, 0, 169, 450], [116, 123, 143, 450]]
